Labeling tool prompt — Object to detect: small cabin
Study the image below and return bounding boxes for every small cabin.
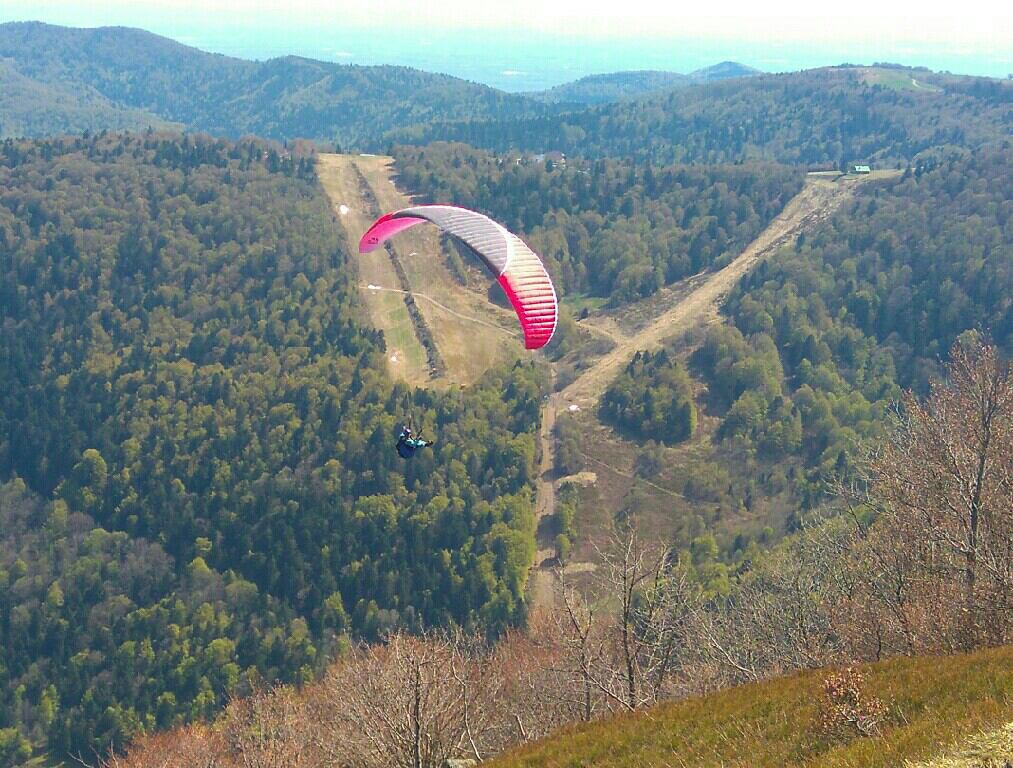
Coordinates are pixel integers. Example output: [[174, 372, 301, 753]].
[[532, 151, 567, 168], [851, 164, 872, 174]]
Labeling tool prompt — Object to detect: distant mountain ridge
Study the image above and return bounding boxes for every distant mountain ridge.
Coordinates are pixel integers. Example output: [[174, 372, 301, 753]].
[[0, 21, 556, 146], [392, 65, 1012, 166], [525, 61, 760, 104], [525, 70, 690, 104], [3, 21, 1008, 167], [688, 60, 761, 81]]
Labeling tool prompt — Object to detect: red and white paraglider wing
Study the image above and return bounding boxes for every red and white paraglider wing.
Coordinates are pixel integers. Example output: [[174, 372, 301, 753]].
[[359, 205, 558, 350]]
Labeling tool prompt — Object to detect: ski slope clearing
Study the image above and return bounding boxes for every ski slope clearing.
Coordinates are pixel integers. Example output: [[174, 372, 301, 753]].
[[319, 153, 523, 387]]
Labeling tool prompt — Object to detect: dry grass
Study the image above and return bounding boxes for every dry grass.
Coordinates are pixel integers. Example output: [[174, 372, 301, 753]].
[[488, 645, 1013, 768], [351, 154, 524, 386], [317, 153, 431, 383], [908, 722, 1013, 768]]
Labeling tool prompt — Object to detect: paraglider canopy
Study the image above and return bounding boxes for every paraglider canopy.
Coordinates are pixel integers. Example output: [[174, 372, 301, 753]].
[[360, 205, 558, 350]]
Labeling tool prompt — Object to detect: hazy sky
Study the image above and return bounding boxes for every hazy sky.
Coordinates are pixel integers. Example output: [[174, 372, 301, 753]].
[[3, 1, 1011, 88]]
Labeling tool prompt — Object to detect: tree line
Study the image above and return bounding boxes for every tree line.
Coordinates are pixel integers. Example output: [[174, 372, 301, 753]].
[[391, 67, 1012, 168], [392, 142, 804, 305]]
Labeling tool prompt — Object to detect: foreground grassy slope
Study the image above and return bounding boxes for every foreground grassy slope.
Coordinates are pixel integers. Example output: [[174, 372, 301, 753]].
[[489, 645, 1013, 768]]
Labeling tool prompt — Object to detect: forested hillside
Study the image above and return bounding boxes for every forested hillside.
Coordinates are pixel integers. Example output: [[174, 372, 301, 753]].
[[392, 143, 804, 303], [94, 332, 1013, 768], [0, 133, 544, 761], [0, 22, 554, 147], [705, 145, 1009, 487], [605, 146, 1011, 523], [392, 66, 1012, 166], [726, 147, 1011, 391], [0, 60, 176, 138], [525, 70, 691, 105], [524, 63, 758, 106]]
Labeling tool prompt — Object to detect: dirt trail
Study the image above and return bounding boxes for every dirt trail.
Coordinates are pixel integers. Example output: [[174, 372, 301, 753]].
[[560, 177, 864, 409], [527, 174, 882, 614], [529, 390, 560, 613]]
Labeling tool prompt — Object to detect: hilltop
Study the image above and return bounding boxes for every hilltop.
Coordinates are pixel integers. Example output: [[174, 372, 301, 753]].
[[525, 70, 691, 104], [688, 60, 761, 81], [524, 63, 758, 105]]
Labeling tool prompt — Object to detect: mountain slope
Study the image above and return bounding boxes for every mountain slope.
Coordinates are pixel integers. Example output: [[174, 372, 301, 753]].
[[526, 70, 691, 104], [525, 62, 760, 105], [392, 65, 1012, 166], [0, 59, 175, 137], [0, 21, 553, 147], [488, 645, 1013, 768], [0, 133, 545, 760]]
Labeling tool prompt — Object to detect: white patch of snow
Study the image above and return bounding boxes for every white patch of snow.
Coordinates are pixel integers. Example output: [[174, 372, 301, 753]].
[[338, 204, 350, 215]]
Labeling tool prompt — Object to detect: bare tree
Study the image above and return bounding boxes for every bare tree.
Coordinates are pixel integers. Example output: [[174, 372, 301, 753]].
[[549, 521, 696, 715], [101, 723, 227, 768], [314, 632, 501, 768], [552, 570, 613, 720], [867, 336, 1012, 649], [689, 514, 854, 687], [222, 686, 321, 768]]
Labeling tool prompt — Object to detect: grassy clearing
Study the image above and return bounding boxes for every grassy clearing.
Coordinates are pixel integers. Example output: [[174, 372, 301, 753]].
[[559, 343, 790, 567], [858, 67, 944, 93], [352, 155, 524, 386], [561, 293, 610, 316], [316, 154, 430, 384], [489, 645, 1013, 768]]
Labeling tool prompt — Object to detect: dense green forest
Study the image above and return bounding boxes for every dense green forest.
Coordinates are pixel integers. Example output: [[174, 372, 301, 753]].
[[0, 60, 176, 139], [0, 133, 545, 761], [0, 22, 556, 147], [392, 66, 1012, 166], [393, 142, 804, 303], [524, 63, 759, 106], [601, 350, 697, 443], [613, 146, 1011, 517], [525, 70, 689, 105], [727, 147, 1012, 390]]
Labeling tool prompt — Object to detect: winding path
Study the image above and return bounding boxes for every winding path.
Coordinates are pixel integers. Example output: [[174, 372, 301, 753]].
[[558, 177, 863, 409]]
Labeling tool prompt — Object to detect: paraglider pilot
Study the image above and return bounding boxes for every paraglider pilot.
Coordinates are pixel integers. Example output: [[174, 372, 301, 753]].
[[396, 425, 433, 459]]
